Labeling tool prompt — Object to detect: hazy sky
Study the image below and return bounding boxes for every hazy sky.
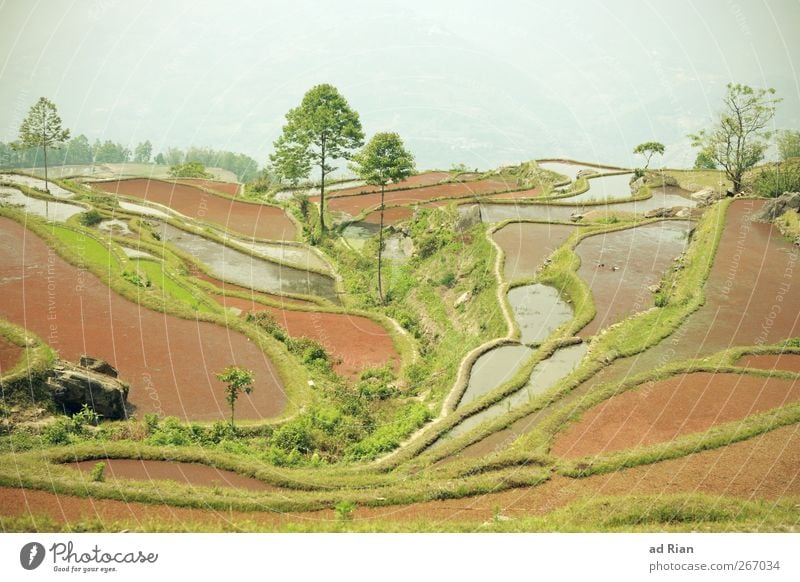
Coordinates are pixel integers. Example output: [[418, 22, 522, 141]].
[[1, 0, 798, 172]]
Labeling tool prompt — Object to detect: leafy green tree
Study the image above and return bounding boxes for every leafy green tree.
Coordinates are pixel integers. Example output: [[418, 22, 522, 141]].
[[134, 140, 153, 163], [633, 141, 665, 170], [270, 84, 364, 232], [154, 152, 166, 165], [693, 150, 717, 170], [690, 83, 781, 192], [14, 97, 70, 192], [777, 129, 800, 161], [216, 365, 254, 429], [351, 132, 415, 303]]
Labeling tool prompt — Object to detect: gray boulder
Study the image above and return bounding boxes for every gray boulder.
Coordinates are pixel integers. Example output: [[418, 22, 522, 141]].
[[754, 192, 800, 222], [456, 204, 481, 232], [47, 359, 129, 419]]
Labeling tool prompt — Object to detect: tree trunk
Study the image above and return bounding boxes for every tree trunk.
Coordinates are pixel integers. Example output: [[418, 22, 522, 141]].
[[43, 108, 49, 192], [43, 143, 49, 192], [319, 139, 326, 234], [377, 184, 385, 304], [230, 402, 235, 429]]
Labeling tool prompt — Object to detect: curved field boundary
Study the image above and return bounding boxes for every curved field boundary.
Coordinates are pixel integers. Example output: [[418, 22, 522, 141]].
[[406, 208, 726, 472], [107, 199, 335, 285], [536, 158, 630, 172], [0, 207, 311, 423], [113, 217, 417, 380], [551, 370, 800, 459]]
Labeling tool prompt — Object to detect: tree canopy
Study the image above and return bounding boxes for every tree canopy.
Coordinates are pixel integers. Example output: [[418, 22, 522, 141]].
[[351, 132, 415, 303], [270, 84, 364, 232], [216, 366, 254, 429], [690, 83, 781, 192], [14, 97, 70, 191], [632, 141, 665, 170]]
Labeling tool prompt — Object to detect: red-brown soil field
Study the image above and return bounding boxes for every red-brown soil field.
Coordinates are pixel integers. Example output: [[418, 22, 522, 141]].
[[177, 179, 241, 197], [71, 459, 278, 491], [0, 217, 286, 421], [551, 372, 800, 459], [327, 178, 517, 218], [328, 171, 451, 196], [736, 353, 800, 373], [95, 179, 296, 241]]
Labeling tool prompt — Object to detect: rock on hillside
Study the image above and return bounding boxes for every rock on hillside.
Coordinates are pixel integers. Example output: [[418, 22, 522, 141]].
[[755, 192, 800, 221], [47, 357, 129, 419]]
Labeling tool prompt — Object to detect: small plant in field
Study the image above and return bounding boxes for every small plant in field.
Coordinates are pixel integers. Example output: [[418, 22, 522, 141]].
[[335, 500, 356, 521], [216, 365, 254, 430], [90, 462, 106, 482]]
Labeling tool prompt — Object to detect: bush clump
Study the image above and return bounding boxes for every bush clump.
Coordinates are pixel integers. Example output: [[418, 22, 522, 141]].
[[751, 159, 800, 198], [78, 210, 103, 227]]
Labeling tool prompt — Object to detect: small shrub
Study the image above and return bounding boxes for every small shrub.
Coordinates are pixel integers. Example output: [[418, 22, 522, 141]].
[[78, 210, 103, 227], [122, 270, 149, 288], [334, 500, 356, 521], [440, 272, 456, 288], [90, 462, 106, 482], [143, 413, 160, 434]]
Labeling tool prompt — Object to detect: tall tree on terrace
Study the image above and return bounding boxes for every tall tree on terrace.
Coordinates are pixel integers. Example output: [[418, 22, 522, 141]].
[[270, 84, 364, 234], [690, 83, 781, 193], [351, 132, 415, 303], [14, 97, 70, 192]]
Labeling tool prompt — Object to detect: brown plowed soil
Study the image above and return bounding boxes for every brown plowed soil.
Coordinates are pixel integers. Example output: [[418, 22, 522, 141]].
[[177, 179, 241, 197], [576, 221, 691, 337], [493, 223, 576, 281], [736, 353, 800, 373], [71, 459, 277, 491], [0, 217, 286, 421], [361, 207, 414, 225], [551, 372, 800, 459], [262, 307, 399, 379], [95, 179, 295, 241], [191, 266, 399, 378], [0, 337, 22, 376], [327, 178, 517, 218], [329, 171, 451, 197], [3, 424, 798, 529]]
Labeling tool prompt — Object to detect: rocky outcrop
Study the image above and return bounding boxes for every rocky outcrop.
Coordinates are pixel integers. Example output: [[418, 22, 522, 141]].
[[754, 192, 800, 222], [79, 355, 119, 378], [690, 187, 724, 207], [644, 207, 682, 218], [47, 357, 129, 419], [456, 204, 482, 232]]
